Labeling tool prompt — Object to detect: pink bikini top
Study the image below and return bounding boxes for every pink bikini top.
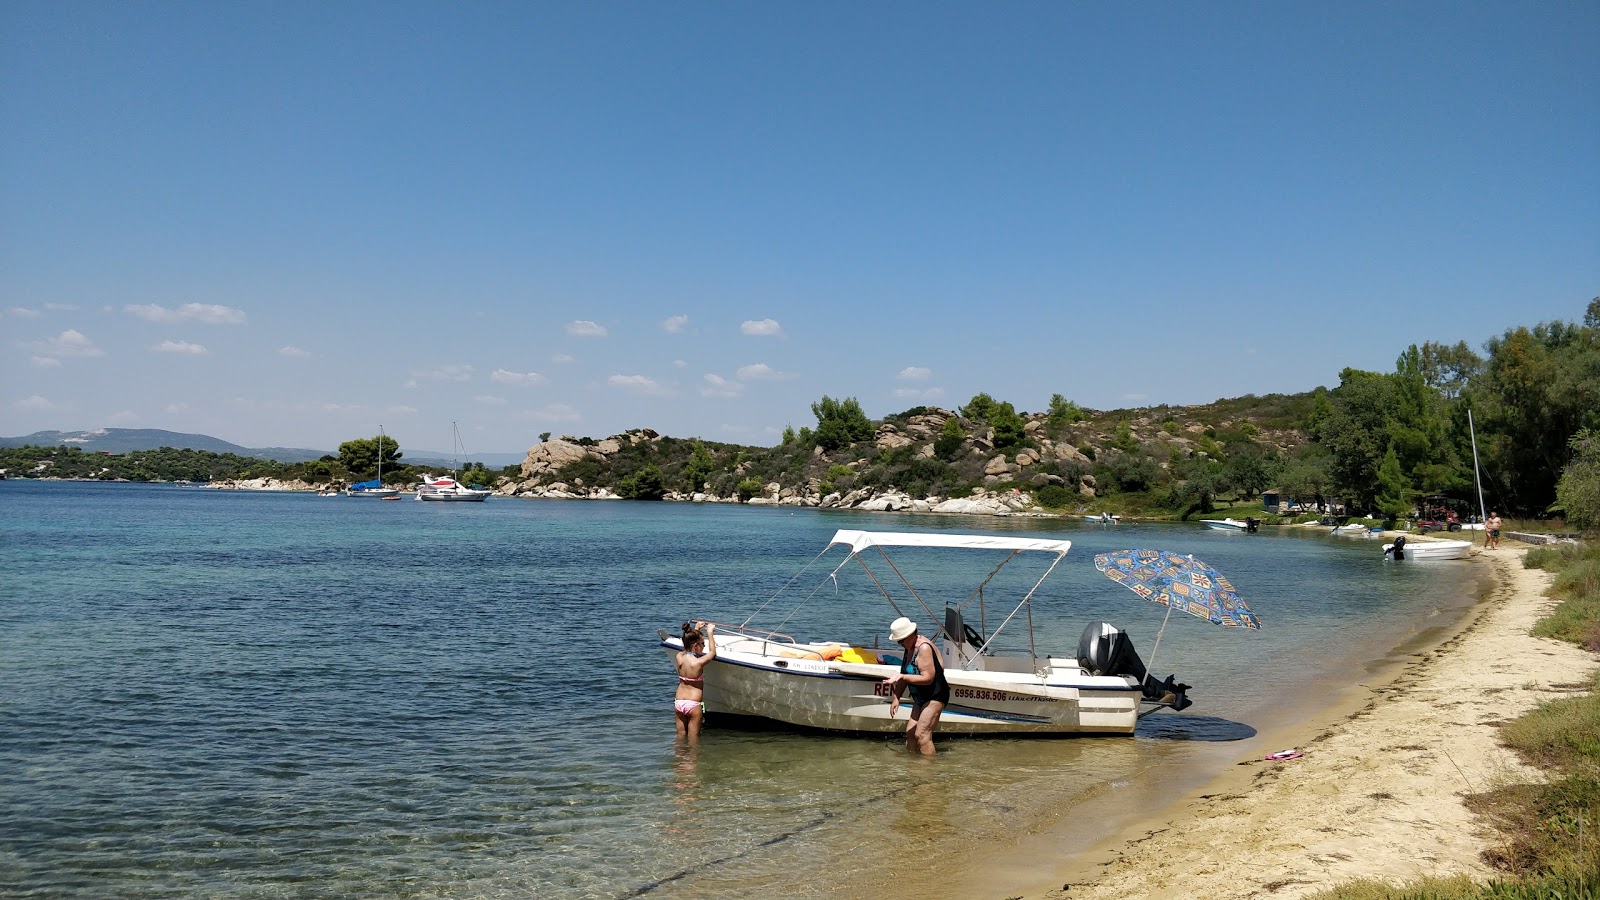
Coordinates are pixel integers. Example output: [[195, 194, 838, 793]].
[[678, 675, 703, 685]]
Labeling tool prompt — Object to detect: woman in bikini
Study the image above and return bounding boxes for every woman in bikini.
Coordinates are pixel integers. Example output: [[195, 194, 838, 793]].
[[674, 620, 717, 740]]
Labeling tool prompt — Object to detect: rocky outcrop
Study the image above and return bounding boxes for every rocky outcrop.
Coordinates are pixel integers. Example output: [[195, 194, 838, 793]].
[[519, 438, 598, 478]]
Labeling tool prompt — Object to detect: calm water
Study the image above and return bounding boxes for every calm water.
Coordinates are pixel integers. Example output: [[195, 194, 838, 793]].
[[0, 481, 1481, 898]]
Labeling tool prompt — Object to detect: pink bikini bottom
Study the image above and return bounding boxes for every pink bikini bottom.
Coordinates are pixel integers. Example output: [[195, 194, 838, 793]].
[[674, 699, 703, 716]]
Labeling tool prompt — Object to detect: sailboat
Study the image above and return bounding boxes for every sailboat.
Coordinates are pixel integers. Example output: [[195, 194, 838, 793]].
[[416, 422, 492, 502], [346, 426, 401, 498]]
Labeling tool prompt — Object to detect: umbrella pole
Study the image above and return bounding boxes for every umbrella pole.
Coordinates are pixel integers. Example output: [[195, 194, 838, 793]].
[[1146, 601, 1175, 676]]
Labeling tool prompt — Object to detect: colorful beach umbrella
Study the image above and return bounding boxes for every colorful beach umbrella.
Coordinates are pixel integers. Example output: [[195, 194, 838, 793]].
[[1092, 549, 1261, 629]]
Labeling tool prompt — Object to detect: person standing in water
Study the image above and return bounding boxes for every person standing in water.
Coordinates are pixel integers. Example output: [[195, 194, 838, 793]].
[[881, 616, 949, 756], [674, 621, 717, 740]]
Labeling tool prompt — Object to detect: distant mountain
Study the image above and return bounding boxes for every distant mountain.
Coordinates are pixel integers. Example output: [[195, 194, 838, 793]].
[[0, 429, 329, 463], [0, 428, 529, 468]]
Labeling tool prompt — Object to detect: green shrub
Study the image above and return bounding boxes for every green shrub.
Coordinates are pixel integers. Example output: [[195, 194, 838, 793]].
[[1037, 484, 1074, 508]]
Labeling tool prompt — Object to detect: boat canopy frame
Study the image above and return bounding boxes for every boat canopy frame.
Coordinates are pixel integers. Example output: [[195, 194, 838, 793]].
[[787, 530, 1075, 668]]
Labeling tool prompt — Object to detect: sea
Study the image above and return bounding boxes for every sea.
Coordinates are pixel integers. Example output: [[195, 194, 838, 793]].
[[0, 481, 1483, 899]]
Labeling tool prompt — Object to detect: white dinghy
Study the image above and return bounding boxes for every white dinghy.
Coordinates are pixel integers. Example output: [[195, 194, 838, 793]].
[[1382, 535, 1472, 561], [660, 530, 1199, 736]]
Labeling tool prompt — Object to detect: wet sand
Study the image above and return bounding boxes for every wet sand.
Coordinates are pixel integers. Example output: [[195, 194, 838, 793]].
[[955, 546, 1597, 899]]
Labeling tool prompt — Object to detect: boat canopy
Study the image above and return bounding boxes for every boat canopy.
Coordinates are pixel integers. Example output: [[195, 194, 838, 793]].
[[349, 480, 383, 490], [828, 530, 1071, 556]]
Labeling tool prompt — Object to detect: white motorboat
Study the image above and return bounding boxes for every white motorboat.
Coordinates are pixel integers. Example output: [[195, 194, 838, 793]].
[[659, 530, 1195, 736], [416, 474, 491, 501], [1330, 523, 1369, 536], [1084, 513, 1121, 524], [415, 421, 492, 501], [1382, 536, 1472, 561], [1200, 518, 1254, 532]]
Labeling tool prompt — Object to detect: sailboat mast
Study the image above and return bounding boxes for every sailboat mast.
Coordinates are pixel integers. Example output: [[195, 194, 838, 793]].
[[1468, 408, 1487, 539]]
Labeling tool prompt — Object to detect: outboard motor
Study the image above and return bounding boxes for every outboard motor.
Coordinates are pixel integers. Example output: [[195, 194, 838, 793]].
[[1387, 534, 1407, 560], [1245, 517, 1260, 533], [1077, 622, 1192, 712]]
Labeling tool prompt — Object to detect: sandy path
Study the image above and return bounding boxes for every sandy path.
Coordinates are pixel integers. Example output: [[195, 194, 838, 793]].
[[980, 547, 1597, 899]]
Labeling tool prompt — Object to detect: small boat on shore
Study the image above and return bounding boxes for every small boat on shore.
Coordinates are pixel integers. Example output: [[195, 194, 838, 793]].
[[1330, 523, 1368, 536], [660, 530, 1206, 736], [1085, 513, 1121, 525], [1382, 536, 1472, 561]]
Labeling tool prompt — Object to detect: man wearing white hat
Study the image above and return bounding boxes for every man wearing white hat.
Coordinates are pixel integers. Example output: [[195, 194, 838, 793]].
[[881, 616, 950, 755]]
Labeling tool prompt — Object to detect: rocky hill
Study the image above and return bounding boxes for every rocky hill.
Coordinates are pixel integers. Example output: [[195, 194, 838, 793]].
[[495, 392, 1314, 516]]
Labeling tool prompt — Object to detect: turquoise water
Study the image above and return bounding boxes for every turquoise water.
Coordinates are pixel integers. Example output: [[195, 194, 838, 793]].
[[0, 481, 1480, 898]]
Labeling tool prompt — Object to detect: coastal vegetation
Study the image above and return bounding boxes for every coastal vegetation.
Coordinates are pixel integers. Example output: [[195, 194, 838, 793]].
[[4, 299, 1595, 531]]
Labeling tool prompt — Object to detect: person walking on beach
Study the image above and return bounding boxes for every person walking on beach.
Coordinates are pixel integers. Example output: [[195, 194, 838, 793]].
[[882, 616, 949, 756], [674, 621, 716, 740], [1486, 511, 1503, 550]]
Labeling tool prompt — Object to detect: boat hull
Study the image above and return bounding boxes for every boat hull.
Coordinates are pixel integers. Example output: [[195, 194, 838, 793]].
[[1383, 540, 1471, 560], [346, 488, 401, 498], [1200, 519, 1248, 532], [417, 491, 490, 501], [666, 639, 1143, 735]]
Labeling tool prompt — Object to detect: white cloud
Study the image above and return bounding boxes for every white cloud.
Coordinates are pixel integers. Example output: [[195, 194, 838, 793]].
[[661, 314, 689, 333], [893, 387, 946, 400], [125, 303, 247, 325], [34, 329, 104, 358], [566, 320, 608, 337], [16, 395, 56, 411], [673, 359, 687, 368], [279, 346, 311, 358], [30, 356, 61, 368], [474, 394, 507, 406], [701, 374, 744, 398], [608, 374, 670, 395], [491, 368, 548, 387], [408, 364, 473, 383], [897, 366, 932, 381], [153, 340, 209, 355], [165, 403, 191, 414], [736, 363, 795, 381], [45, 303, 77, 311], [740, 318, 783, 337], [552, 353, 576, 364], [6, 307, 41, 318]]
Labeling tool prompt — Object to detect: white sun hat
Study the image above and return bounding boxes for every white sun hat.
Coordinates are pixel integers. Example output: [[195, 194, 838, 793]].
[[889, 616, 917, 641]]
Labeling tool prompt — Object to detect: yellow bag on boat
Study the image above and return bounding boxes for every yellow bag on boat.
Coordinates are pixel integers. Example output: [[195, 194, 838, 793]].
[[838, 648, 878, 664]]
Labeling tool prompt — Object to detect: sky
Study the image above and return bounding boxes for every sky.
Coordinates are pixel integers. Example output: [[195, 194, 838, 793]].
[[3, 2, 1597, 456]]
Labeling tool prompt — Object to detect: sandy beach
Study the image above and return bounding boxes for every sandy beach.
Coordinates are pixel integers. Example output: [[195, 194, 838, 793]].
[[953, 545, 1596, 900]]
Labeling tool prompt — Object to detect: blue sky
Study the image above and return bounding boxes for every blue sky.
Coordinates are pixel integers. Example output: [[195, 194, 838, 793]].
[[3, 2, 1596, 456]]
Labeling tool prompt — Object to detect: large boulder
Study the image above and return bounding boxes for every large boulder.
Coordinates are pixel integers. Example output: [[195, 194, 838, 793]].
[[520, 439, 597, 478]]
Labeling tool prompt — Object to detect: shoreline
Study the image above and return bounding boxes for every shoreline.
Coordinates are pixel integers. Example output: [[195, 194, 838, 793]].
[[964, 546, 1595, 899]]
